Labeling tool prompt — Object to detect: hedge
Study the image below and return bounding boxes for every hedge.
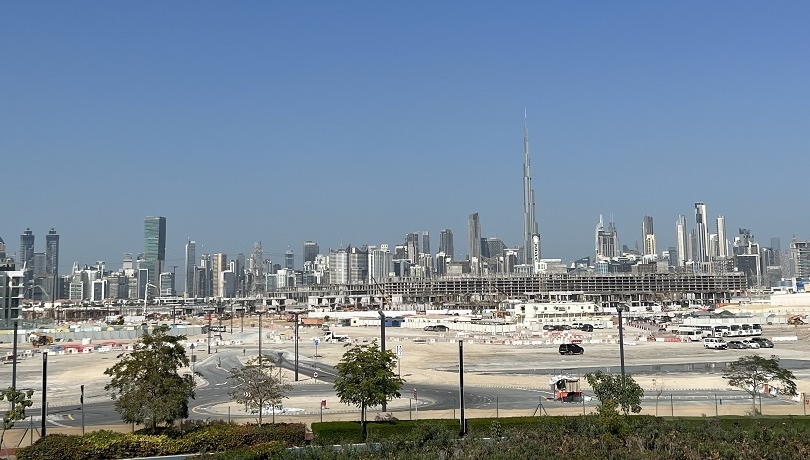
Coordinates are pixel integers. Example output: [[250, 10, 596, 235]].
[[15, 422, 306, 460]]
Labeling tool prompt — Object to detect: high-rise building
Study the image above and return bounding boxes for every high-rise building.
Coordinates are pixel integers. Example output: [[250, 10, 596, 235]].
[[285, 250, 294, 270], [0, 236, 6, 260], [595, 215, 619, 260], [20, 228, 35, 284], [694, 203, 709, 263], [771, 237, 781, 265], [676, 215, 689, 266], [212, 253, 227, 298], [33, 253, 47, 276], [439, 229, 454, 260], [468, 213, 481, 273], [522, 112, 540, 264], [184, 240, 196, 298], [422, 232, 430, 257], [143, 216, 167, 296], [642, 216, 656, 256], [45, 228, 59, 278], [369, 246, 393, 282], [405, 233, 419, 263], [303, 241, 319, 264], [328, 247, 349, 285], [791, 239, 810, 279], [716, 216, 728, 259]]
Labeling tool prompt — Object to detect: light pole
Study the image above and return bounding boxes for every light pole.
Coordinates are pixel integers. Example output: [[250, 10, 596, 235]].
[[257, 310, 265, 366], [190, 343, 196, 374], [616, 303, 626, 379], [292, 311, 301, 382], [379, 310, 386, 412]]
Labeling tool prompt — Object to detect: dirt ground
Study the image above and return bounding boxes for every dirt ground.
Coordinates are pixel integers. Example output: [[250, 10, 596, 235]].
[[2, 318, 810, 449]]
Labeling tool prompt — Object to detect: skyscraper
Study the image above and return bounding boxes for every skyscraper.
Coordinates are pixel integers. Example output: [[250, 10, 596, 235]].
[[212, 253, 227, 298], [285, 250, 294, 270], [716, 216, 728, 259], [676, 215, 688, 266], [303, 241, 319, 264], [144, 216, 167, 295], [422, 232, 430, 257], [439, 229, 454, 260], [694, 203, 709, 263], [642, 216, 656, 256], [405, 233, 419, 263], [522, 112, 540, 264], [45, 228, 59, 279], [595, 215, 619, 260], [184, 240, 196, 298], [468, 213, 481, 273], [20, 228, 35, 284]]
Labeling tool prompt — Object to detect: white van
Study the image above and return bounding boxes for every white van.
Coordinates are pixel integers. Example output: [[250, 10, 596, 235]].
[[703, 337, 727, 350]]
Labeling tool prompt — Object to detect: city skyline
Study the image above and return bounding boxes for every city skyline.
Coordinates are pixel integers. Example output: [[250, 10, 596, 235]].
[[2, 2, 808, 270]]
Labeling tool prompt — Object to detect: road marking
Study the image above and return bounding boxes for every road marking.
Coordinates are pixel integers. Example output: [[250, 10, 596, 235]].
[[67, 414, 74, 420]]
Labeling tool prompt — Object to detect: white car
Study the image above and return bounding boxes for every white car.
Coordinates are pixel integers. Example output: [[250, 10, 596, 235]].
[[741, 339, 760, 349], [593, 323, 605, 329]]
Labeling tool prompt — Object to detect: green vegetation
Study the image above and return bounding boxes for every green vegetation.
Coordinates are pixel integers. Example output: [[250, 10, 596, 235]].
[[584, 370, 645, 415], [723, 354, 798, 414], [333, 340, 404, 440], [15, 421, 305, 460], [0, 386, 34, 450], [104, 325, 196, 430], [228, 355, 292, 425]]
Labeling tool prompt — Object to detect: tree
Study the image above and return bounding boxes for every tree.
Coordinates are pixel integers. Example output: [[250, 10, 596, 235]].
[[104, 326, 195, 431], [723, 354, 797, 415], [584, 371, 644, 415], [333, 340, 404, 440], [228, 355, 292, 425], [1, 387, 34, 451]]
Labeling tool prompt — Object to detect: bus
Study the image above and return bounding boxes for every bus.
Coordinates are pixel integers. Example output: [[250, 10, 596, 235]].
[[674, 326, 705, 342]]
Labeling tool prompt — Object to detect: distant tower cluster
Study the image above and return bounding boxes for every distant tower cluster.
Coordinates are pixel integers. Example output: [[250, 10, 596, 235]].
[[522, 111, 540, 265], [595, 215, 619, 260]]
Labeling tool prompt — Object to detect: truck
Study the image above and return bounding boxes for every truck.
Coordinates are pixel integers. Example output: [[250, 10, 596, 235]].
[[323, 330, 350, 342], [29, 332, 53, 347]]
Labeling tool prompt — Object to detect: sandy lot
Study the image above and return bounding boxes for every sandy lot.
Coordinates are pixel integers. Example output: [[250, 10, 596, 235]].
[[2, 318, 809, 438]]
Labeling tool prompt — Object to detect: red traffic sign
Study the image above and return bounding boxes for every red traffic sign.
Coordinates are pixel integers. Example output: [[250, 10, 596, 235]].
[[313, 371, 319, 379]]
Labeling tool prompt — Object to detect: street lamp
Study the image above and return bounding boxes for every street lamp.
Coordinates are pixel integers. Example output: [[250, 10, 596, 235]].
[[257, 310, 266, 366], [289, 311, 301, 382], [615, 303, 626, 379], [379, 310, 387, 412], [190, 343, 196, 374]]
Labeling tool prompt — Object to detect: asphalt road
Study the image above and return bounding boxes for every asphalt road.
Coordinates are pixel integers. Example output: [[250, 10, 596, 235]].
[[36, 345, 794, 428]]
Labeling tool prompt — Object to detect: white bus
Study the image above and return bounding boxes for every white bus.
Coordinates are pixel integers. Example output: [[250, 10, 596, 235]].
[[674, 326, 705, 342]]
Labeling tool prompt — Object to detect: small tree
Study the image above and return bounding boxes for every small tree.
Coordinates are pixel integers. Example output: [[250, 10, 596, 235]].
[[104, 325, 195, 431], [228, 355, 292, 425], [584, 370, 644, 415], [333, 340, 404, 440], [1, 387, 34, 451], [723, 354, 797, 415]]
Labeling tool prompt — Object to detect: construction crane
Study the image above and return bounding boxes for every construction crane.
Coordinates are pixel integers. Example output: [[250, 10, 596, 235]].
[[370, 275, 391, 310]]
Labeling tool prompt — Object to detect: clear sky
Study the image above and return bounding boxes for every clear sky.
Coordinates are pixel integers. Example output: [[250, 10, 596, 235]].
[[1, 1, 808, 272]]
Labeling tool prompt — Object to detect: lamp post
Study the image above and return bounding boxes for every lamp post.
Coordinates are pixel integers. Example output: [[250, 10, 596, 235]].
[[257, 310, 265, 366], [291, 311, 301, 382], [190, 343, 195, 373], [379, 310, 386, 412], [616, 303, 626, 379]]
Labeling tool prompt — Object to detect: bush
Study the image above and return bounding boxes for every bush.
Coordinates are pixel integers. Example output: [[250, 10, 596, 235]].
[[16, 421, 306, 460]]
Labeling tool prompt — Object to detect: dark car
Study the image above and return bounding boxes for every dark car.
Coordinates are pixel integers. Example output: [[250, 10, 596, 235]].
[[750, 337, 774, 348], [580, 324, 594, 332], [727, 341, 746, 349], [423, 325, 449, 332], [558, 343, 584, 355]]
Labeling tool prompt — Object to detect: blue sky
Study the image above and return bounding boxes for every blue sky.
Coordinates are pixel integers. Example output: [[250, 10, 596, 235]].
[[1, 1, 808, 271]]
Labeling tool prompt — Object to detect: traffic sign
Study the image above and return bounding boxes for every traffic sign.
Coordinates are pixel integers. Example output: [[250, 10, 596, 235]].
[[314, 338, 320, 346], [313, 371, 319, 379], [396, 345, 403, 357]]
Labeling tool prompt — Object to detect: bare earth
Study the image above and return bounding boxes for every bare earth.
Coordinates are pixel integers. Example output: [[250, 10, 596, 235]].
[[2, 318, 810, 448]]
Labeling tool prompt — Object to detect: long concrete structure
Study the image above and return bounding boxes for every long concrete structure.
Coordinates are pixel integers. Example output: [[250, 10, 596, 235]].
[[268, 273, 747, 308]]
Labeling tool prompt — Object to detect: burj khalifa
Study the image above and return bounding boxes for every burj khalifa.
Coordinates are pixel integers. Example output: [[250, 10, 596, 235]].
[[523, 111, 540, 265]]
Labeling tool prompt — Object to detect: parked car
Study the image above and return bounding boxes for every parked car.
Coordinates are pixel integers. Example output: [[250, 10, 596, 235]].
[[741, 339, 760, 349], [542, 324, 554, 331], [593, 323, 605, 329], [423, 325, 448, 332], [558, 343, 584, 355], [580, 324, 594, 332], [727, 340, 746, 349], [750, 337, 774, 348]]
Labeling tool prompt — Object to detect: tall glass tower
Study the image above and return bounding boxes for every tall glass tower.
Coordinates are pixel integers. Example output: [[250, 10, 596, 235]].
[[46, 228, 59, 278], [20, 228, 35, 284], [523, 112, 540, 264], [144, 216, 167, 296]]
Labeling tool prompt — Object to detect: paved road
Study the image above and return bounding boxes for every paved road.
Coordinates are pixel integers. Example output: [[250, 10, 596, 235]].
[[40, 346, 794, 428]]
